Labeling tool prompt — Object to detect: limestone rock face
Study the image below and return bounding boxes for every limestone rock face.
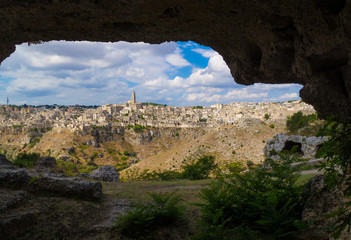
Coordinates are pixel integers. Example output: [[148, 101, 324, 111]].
[[0, 168, 102, 200], [0, 154, 14, 169], [0, 168, 30, 189], [36, 157, 57, 169], [0, 188, 27, 212], [90, 165, 120, 182], [0, 1, 350, 121], [29, 177, 102, 200], [300, 175, 348, 240], [264, 133, 327, 159]]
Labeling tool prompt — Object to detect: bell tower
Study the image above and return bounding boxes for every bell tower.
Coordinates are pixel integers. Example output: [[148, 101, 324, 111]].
[[131, 90, 136, 104]]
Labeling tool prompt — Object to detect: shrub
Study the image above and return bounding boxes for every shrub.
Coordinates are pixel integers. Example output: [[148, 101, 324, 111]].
[[264, 113, 270, 120], [78, 145, 87, 150], [120, 156, 128, 161], [286, 111, 318, 132], [181, 155, 217, 180], [152, 169, 181, 180], [246, 160, 254, 168], [68, 147, 76, 155], [196, 155, 307, 239], [29, 137, 41, 148], [113, 191, 185, 239], [269, 124, 275, 128], [13, 152, 41, 168], [226, 161, 246, 174], [106, 147, 116, 155], [56, 160, 97, 176]]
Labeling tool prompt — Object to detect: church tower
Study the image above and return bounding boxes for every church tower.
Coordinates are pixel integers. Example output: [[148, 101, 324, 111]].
[[131, 90, 136, 104]]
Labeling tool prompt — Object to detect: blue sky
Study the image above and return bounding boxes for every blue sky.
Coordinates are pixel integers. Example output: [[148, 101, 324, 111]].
[[0, 41, 302, 106]]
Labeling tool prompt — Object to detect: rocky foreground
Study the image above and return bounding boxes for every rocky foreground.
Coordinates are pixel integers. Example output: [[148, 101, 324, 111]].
[[1, 151, 350, 239]]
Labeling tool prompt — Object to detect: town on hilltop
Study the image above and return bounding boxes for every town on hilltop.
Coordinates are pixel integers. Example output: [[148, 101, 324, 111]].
[[0, 90, 315, 132]]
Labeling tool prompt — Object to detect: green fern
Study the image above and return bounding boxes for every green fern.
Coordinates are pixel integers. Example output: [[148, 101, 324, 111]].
[[113, 191, 185, 239]]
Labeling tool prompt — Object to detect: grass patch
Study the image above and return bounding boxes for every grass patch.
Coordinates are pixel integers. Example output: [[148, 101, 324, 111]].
[[295, 173, 320, 186], [103, 179, 211, 206]]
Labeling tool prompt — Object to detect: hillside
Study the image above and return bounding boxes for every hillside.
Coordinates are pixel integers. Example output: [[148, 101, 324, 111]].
[[120, 119, 286, 178]]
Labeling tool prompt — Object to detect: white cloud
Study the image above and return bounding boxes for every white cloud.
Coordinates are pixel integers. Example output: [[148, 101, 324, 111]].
[[166, 52, 191, 67], [185, 87, 268, 103], [278, 92, 299, 100], [0, 40, 302, 106], [192, 48, 217, 58]]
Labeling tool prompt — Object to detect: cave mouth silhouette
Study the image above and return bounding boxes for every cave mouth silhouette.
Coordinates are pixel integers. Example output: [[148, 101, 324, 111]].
[[282, 141, 303, 156]]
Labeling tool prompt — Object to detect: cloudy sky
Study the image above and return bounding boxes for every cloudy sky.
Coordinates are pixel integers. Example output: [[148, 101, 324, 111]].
[[0, 41, 302, 106]]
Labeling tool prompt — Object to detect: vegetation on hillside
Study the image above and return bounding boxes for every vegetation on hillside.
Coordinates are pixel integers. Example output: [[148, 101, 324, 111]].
[[286, 111, 318, 133], [123, 154, 217, 181], [13, 152, 41, 168], [143, 102, 167, 107], [194, 154, 308, 240]]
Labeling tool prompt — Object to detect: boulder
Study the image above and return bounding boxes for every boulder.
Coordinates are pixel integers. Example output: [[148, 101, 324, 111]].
[[36, 156, 56, 169], [0, 168, 102, 200], [57, 155, 74, 163], [29, 177, 102, 200], [0, 212, 36, 240], [0, 155, 14, 169], [90, 165, 119, 182], [0, 169, 30, 189], [0, 188, 27, 212]]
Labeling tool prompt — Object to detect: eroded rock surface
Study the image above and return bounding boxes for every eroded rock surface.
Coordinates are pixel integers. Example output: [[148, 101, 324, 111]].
[[0, 154, 14, 169], [264, 133, 327, 159], [90, 165, 120, 182], [0, 165, 102, 200], [300, 175, 349, 240], [29, 176, 102, 200], [0, 1, 350, 121]]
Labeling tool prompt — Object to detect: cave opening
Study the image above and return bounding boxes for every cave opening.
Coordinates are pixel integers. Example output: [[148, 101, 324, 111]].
[[282, 141, 303, 156], [0, 40, 303, 107]]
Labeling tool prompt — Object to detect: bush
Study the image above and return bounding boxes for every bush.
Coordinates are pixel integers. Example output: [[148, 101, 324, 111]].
[[13, 152, 41, 168], [113, 191, 185, 239], [120, 156, 128, 161], [154, 169, 181, 180], [181, 155, 217, 180], [56, 160, 97, 176], [286, 111, 318, 132], [68, 147, 76, 155], [246, 160, 255, 168], [226, 161, 246, 174], [196, 155, 307, 239]]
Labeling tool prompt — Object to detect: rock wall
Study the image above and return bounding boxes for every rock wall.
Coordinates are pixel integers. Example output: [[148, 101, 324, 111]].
[[0, 1, 350, 121], [81, 125, 204, 146], [264, 133, 327, 159]]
